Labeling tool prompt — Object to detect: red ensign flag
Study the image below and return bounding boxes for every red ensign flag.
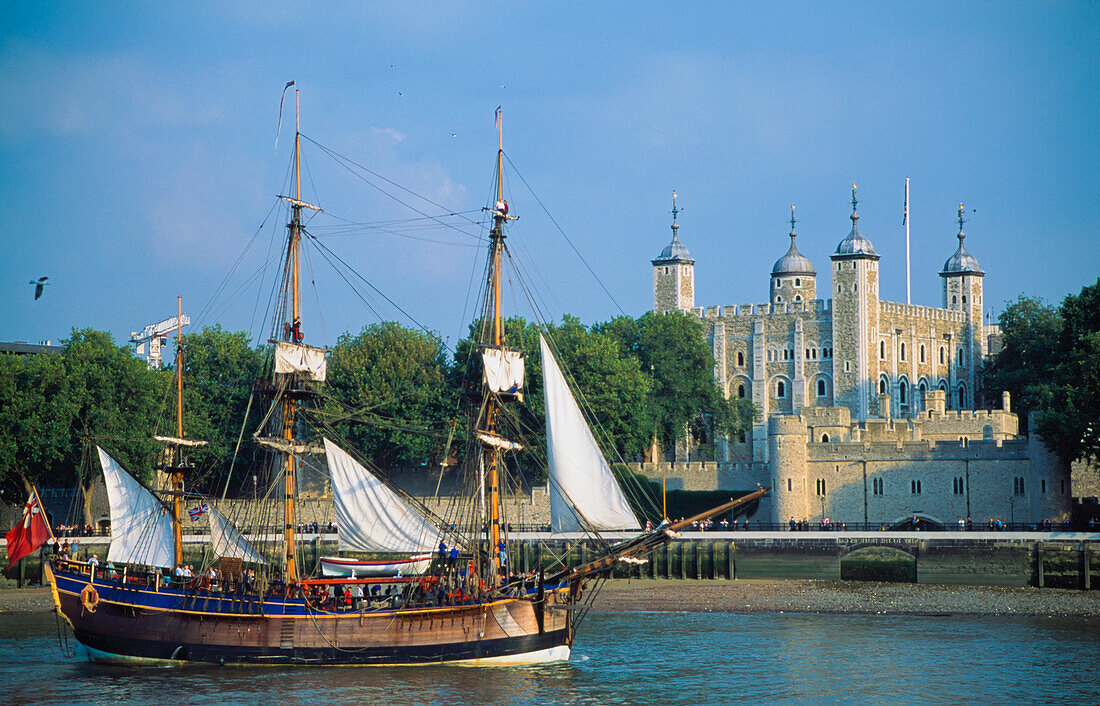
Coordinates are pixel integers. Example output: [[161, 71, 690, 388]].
[[5, 491, 50, 569]]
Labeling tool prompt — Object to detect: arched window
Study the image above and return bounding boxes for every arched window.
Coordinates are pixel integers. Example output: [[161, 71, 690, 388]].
[[962, 295, 967, 305], [958, 348, 965, 366], [957, 384, 967, 409], [737, 351, 744, 367], [794, 295, 802, 302], [775, 280, 782, 288], [899, 379, 908, 405], [795, 278, 801, 287], [879, 376, 888, 395], [900, 342, 906, 361], [880, 341, 886, 359], [776, 295, 783, 303], [783, 349, 789, 361], [777, 380, 786, 398], [854, 283, 858, 293], [817, 379, 827, 397], [918, 381, 928, 411], [920, 344, 926, 363], [952, 295, 957, 304], [821, 433, 830, 443], [737, 384, 746, 399]]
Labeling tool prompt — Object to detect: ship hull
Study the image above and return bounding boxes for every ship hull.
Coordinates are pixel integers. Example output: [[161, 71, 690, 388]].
[[47, 563, 572, 666]]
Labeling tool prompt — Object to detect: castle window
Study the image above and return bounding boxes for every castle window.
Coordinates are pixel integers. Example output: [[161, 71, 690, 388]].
[[737, 384, 746, 398], [837, 285, 842, 294], [783, 349, 788, 360], [776, 380, 786, 398], [853, 284, 858, 293], [787, 478, 792, 491], [880, 341, 886, 359], [1013, 477, 1025, 495], [899, 379, 908, 405], [918, 382, 928, 411], [920, 344, 926, 363], [1041, 479, 1046, 494], [911, 479, 922, 494], [900, 342, 906, 361], [879, 376, 888, 395], [958, 348, 965, 366], [816, 479, 827, 496], [794, 295, 802, 302], [737, 352, 744, 367], [844, 361, 851, 372], [957, 385, 967, 408], [776, 295, 783, 303], [767, 350, 774, 362], [795, 278, 801, 287], [738, 430, 746, 443], [953, 477, 964, 495], [664, 267, 669, 275], [939, 347, 946, 365], [806, 348, 811, 360], [952, 295, 957, 304], [872, 477, 883, 496], [821, 433, 830, 443], [817, 379, 826, 397], [962, 295, 967, 304]]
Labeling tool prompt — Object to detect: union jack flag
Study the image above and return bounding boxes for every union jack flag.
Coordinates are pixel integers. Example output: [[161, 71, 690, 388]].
[[188, 504, 209, 522]]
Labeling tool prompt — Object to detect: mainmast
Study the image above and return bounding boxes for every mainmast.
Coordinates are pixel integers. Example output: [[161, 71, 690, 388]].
[[273, 87, 321, 583]]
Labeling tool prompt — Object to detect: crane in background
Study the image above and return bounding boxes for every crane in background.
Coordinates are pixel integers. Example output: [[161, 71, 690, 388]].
[[130, 313, 190, 369]]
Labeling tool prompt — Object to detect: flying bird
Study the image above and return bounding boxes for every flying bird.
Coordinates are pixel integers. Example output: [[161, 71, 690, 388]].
[[29, 276, 49, 300], [451, 132, 458, 138]]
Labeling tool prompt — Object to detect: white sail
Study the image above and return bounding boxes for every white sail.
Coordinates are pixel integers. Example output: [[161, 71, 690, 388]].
[[98, 447, 176, 569], [323, 438, 440, 553], [274, 341, 327, 381], [207, 505, 266, 564], [540, 335, 640, 533], [482, 347, 524, 393]]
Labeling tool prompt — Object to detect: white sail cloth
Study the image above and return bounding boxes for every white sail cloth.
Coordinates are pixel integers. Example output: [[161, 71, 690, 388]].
[[323, 438, 440, 553], [98, 447, 176, 569], [207, 505, 266, 564], [482, 348, 524, 393], [539, 335, 640, 533], [274, 341, 327, 381]]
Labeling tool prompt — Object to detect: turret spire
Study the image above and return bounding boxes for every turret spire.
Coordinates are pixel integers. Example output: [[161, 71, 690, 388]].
[[670, 190, 681, 237], [957, 202, 966, 243], [850, 183, 860, 223]]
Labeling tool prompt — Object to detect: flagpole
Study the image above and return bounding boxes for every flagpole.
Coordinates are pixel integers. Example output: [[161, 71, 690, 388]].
[[905, 177, 911, 305], [31, 484, 55, 540]]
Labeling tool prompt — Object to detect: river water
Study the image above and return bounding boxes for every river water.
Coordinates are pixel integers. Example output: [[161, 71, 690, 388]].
[[2, 611, 1097, 704]]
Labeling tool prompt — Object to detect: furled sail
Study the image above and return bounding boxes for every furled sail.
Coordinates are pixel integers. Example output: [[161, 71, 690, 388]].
[[540, 335, 640, 533], [98, 447, 176, 568], [482, 347, 524, 394], [323, 438, 440, 553], [274, 341, 327, 381], [207, 505, 266, 564]]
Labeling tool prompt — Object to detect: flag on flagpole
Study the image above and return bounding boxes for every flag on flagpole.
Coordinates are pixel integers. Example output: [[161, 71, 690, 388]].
[[5, 491, 51, 568], [903, 179, 909, 226], [494, 106, 502, 129], [188, 503, 209, 522], [275, 80, 296, 152]]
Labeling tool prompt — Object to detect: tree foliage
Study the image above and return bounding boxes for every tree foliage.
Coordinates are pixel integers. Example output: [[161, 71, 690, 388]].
[[323, 322, 457, 470], [986, 280, 1100, 465]]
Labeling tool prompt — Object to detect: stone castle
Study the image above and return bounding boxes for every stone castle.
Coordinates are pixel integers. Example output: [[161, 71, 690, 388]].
[[634, 188, 1073, 527]]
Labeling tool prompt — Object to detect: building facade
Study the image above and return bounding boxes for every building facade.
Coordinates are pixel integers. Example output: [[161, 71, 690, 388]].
[[638, 189, 1073, 526]]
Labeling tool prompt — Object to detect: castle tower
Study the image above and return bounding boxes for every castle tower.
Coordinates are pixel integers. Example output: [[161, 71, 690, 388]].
[[940, 203, 984, 409], [770, 205, 817, 305], [652, 192, 695, 313], [830, 185, 880, 421], [768, 414, 810, 523]]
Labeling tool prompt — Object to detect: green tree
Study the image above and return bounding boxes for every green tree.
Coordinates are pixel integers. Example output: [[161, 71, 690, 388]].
[[986, 280, 1100, 466], [324, 322, 457, 470], [173, 325, 266, 493]]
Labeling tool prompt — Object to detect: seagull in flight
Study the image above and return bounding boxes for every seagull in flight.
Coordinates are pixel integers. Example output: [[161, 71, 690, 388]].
[[29, 276, 49, 300]]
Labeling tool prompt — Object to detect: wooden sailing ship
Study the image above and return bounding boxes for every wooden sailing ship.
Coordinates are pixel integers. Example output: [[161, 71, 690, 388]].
[[45, 92, 766, 665]]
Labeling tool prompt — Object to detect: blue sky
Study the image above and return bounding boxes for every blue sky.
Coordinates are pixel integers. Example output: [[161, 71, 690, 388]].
[[2, 2, 1097, 352]]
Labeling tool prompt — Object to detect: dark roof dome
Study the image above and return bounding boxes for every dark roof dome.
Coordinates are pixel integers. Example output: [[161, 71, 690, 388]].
[[772, 207, 815, 276], [833, 185, 878, 259], [655, 232, 693, 262], [941, 203, 984, 275]]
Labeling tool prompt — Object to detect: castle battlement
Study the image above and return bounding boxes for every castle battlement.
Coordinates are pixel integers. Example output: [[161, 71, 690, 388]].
[[699, 299, 834, 319], [879, 300, 966, 322], [808, 437, 1030, 460]]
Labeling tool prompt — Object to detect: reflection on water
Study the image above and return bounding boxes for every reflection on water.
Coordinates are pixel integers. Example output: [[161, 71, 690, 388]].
[[3, 611, 1098, 704]]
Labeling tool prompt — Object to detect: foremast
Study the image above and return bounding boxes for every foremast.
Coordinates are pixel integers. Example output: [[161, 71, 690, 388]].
[[480, 112, 518, 586]]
